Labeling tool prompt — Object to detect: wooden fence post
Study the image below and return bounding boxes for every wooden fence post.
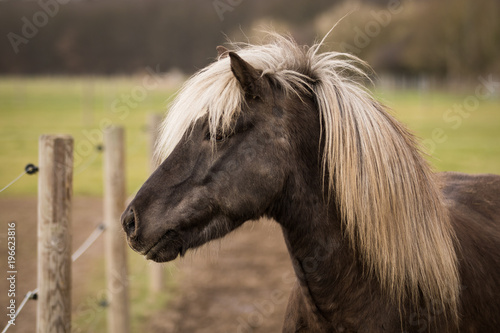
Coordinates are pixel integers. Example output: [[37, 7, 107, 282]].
[[37, 134, 73, 333], [147, 113, 165, 293], [103, 126, 130, 333]]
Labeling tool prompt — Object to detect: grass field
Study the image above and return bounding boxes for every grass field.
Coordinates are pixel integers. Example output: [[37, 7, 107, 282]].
[[0, 76, 179, 196], [1, 76, 499, 198], [375, 87, 500, 174]]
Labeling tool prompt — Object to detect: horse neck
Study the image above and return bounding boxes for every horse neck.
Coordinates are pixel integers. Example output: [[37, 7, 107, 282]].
[[265, 95, 396, 323], [272, 176, 397, 325]]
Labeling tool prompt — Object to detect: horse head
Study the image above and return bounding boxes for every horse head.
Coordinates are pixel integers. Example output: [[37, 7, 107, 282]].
[[122, 51, 318, 262]]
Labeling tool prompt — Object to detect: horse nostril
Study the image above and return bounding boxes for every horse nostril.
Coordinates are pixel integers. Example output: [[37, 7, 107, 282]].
[[122, 208, 137, 236]]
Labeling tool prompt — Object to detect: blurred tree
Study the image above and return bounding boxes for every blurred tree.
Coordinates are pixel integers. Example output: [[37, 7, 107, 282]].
[[0, 0, 498, 78]]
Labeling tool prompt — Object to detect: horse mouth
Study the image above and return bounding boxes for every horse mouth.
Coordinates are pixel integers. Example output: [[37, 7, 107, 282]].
[[144, 229, 186, 262]]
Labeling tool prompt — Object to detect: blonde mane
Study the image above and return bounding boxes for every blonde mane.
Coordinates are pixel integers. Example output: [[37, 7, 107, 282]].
[[156, 33, 460, 320]]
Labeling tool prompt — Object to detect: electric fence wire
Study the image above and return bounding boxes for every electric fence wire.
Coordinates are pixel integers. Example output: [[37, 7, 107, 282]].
[[2, 222, 106, 333]]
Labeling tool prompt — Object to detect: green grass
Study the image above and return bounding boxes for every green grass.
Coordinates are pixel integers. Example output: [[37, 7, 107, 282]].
[[374, 88, 500, 174], [0, 76, 178, 196], [1, 77, 498, 198]]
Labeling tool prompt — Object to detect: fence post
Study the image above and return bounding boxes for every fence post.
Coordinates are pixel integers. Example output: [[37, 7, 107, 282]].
[[103, 126, 130, 333], [147, 113, 165, 292], [37, 134, 73, 333]]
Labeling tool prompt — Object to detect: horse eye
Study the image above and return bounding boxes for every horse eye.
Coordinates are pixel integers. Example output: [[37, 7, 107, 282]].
[[205, 131, 226, 142], [205, 130, 231, 142], [215, 133, 225, 142]]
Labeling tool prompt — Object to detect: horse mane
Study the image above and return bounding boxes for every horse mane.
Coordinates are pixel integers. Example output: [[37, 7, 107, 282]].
[[156, 32, 460, 320]]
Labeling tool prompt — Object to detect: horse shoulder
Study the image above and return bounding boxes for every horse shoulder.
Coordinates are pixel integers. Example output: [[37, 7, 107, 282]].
[[439, 171, 500, 220], [440, 171, 500, 238], [439, 171, 500, 331], [282, 282, 397, 332]]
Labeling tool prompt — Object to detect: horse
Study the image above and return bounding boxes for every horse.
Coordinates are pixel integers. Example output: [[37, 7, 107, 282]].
[[121, 33, 500, 332]]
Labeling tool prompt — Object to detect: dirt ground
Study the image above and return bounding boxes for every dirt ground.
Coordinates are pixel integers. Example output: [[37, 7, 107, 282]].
[[0, 197, 106, 333], [0, 197, 294, 333], [148, 220, 294, 333]]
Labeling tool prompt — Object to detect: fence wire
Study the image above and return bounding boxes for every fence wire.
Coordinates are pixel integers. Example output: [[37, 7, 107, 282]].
[[71, 223, 106, 262], [0, 164, 38, 193], [1, 289, 38, 333], [2, 151, 114, 332], [2, 222, 106, 333], [0, 170, 27, 193]]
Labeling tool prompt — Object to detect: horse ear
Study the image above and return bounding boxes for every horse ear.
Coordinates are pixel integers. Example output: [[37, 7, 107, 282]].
[[228, 52, 261, 97], [216, 46, 229, 59]]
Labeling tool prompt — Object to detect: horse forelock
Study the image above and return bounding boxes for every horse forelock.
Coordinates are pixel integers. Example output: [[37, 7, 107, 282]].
[[155, 32, 460, 321]]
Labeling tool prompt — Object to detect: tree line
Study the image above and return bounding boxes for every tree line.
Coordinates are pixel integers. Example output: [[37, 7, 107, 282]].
[[0, 0, 498, 78]]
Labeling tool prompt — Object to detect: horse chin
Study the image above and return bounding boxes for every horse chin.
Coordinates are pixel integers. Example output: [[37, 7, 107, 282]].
[[143, 215, 240, 262], [144, 229, 186, 263], [146, 248, 184, 262]]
